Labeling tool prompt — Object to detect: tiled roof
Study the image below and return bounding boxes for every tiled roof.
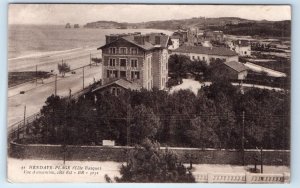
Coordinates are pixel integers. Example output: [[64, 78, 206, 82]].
[[223, 61, 248, 72], [173, 46, 237, 56], [98, 33, 170, 51], [122, 36, 154, 50], [92, 78, 141, 92]]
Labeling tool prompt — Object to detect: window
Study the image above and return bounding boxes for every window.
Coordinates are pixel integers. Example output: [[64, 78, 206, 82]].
[[107, 70, 118, 78], [112, 87, 116, 95], [131, 48, 138, 55], [119, 47, 127, 54], [120, 58, 127, 67], [117, 88, 121, 95], [131, 59, 138, 68], [106, 70, 118, 78], [192, 56, 195, 60], [202, 57, 205, 61], [120, 71, 126, 78], [113, 70, 118, 78], [162, 78, 165, 87], [131, 71, 140, 79], [109, 47, 116, 54], [109, 58, 116, 66], [147, 57, 151, 78]]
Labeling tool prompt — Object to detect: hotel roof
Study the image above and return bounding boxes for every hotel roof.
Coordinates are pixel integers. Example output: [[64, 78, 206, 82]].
[[98, 33, 170, 51]]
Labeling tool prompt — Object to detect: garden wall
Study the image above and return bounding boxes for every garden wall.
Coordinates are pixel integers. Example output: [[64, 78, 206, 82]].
[[9, 142, 290, 166]]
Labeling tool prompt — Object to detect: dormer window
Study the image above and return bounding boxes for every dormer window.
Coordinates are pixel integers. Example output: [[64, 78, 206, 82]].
[[119, 47, 127, 55], [131, 48, 138, 55]]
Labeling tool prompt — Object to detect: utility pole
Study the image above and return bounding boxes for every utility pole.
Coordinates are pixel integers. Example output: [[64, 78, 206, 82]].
[[82, 66, 85, 89], [35, 65, 38, 85], [242, 111, 245, 165], [54, 74, 57, 96], [260, 147, 263, 173], [90, 53, 92, 68], [18, 105, 26, 141], [126, 105, 131, 146]]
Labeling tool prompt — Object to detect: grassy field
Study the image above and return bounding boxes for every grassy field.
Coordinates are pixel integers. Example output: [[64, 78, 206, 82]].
[[8, 71, 52, 88]]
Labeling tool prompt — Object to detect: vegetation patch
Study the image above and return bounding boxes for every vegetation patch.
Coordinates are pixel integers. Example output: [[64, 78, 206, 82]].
[[8, 71, 51, 87]]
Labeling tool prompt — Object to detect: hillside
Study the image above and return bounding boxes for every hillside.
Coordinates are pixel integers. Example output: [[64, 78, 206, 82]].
[[208, 20, 291, 38], [84, 21, 128, 29], [84, 17, 250, 30], [84, 17, 291, 37]]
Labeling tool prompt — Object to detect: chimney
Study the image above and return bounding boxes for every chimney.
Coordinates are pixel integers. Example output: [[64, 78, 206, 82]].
[[134, 35, 145, 45], [106, 35, 119, 44]]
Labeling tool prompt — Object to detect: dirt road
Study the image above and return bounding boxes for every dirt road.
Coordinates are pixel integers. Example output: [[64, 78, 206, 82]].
[[7, 47, 103, 127]]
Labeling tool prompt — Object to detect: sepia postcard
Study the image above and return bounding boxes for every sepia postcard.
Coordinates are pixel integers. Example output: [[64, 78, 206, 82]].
[[7, 4, 291, 183]]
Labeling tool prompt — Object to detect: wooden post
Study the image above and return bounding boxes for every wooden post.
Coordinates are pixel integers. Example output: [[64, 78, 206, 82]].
[[35, 65, 37, 85], [189, 154, 193, 169], [82, 66, 85, 89], [90, 53, 91, 67], [54, 74, 57, 96], [260, 147, 263, 173], [242, 111, 245, 165], [126, 105, 131, 146]]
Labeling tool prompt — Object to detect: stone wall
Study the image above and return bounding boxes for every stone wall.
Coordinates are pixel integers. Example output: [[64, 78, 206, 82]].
[[9, 142, 290, 166]]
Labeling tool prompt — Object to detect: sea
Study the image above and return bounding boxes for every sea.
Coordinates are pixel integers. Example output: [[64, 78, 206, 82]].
[[8, 25, 173, 59]]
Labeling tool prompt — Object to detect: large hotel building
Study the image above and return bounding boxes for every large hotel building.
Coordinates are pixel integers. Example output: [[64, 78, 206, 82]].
[[98, 32, 172, 90]]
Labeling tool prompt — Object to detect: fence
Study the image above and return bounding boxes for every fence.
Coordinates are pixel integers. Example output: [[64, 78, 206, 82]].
[[7, 79, 100, 142], [194, 172, 289, 183], [8, 112, 41, 141]]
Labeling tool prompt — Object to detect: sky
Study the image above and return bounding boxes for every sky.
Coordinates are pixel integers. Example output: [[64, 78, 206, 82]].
[[8, 4, 291, 25]]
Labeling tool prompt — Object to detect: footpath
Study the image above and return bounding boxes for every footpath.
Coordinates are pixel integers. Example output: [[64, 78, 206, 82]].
[[7, 158, 290, 183]]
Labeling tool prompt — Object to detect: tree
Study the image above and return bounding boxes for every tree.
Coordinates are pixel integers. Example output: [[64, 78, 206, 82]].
[[114, 139, 195, 183], [34, 95, 68, 144], [130, 105, 160, 144], [205, 59, 229, 81], [188, 60, 208, 80], [184, 93, 220, 148], [58, 62, 70, 77], [237, 88, 289, 149], [166, 90, 198, 146], [168, 54, 191, 81], [95, 92, 128, 145], [214, 93, 238, 149]]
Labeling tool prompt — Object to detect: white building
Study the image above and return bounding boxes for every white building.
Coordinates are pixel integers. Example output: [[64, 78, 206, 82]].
[[169, 37, 180, 50], [227, 40, 251, 57], [172, 46, 238, 65]]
